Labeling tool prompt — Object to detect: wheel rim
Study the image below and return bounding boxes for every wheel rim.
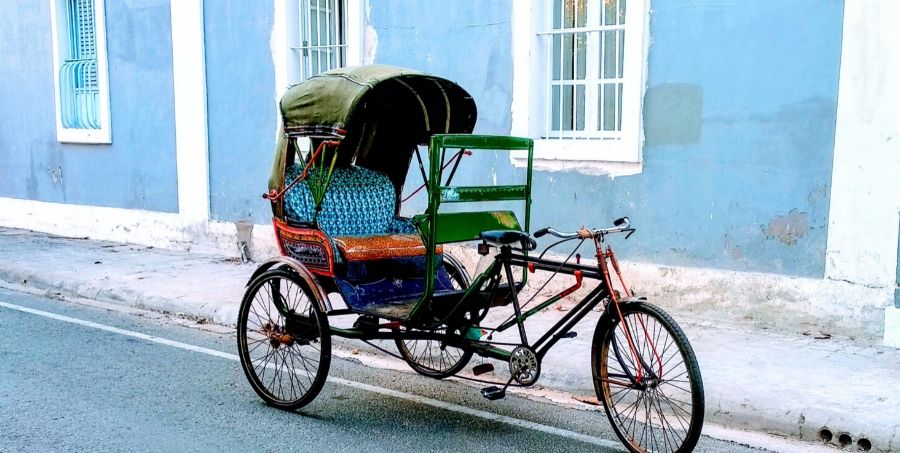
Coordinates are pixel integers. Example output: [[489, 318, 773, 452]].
[[399, 326, 468, 375], [240, 273, 324, 405], [396, 255, 472, 377], [600, 310, 698, 452]]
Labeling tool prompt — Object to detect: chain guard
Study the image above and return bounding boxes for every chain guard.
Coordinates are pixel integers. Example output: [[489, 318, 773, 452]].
[[509, 346, 540, 386]]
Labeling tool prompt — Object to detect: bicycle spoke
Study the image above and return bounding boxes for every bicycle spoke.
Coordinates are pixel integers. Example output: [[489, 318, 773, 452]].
[[596, 303, 703, 452], [238, 270, 331, 409]]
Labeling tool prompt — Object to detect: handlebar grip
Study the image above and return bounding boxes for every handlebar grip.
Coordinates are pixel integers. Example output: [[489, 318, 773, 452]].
[[533, 227, 550, 238], [613, 217, 629, 227]]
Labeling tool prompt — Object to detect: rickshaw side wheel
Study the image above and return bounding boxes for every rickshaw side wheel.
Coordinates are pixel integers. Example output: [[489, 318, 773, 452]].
[[237, 268, 332, 410], [394, 254, 474, 379]]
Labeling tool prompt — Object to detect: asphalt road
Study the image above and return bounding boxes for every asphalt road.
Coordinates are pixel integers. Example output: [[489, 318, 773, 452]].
[[0, 287, 772, 453]]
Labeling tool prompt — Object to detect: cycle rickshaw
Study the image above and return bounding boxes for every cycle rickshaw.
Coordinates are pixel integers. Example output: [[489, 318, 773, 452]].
[[237, 65, 704, 453]]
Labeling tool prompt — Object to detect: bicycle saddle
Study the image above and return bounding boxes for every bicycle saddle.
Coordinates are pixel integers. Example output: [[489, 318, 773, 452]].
[[479, 230, 537, 251]]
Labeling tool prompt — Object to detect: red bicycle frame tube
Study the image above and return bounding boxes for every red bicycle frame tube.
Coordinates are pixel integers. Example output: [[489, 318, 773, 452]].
[[596, 240, 663, 382]]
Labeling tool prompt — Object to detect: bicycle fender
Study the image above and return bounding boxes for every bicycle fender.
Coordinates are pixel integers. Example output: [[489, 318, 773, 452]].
[[247, 256, 332, 312]]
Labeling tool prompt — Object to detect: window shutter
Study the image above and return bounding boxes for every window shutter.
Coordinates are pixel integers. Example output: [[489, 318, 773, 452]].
[[59, 0, 100, 129]]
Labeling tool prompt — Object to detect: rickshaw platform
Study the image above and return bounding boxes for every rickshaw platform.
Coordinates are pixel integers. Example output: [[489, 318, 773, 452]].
[[0, 226, 897, 450]]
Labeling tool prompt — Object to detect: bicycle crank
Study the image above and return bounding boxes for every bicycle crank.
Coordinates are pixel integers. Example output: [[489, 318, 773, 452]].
[[509, 346, 540, 386]]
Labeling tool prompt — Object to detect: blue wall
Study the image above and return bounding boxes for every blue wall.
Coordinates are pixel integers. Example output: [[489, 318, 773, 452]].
[[199, 0, 842, 277], [0, 0, 178, 212], [370, 0, 843, 278], [370, 1, 514, 136], [204, 2, 277, 224], [0, 1, 844, 277]]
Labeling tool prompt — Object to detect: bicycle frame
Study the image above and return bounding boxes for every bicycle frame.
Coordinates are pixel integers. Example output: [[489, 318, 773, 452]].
[[326, 235, 662, 387]]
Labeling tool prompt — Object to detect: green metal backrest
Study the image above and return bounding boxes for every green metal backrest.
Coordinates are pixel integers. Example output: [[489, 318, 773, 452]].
[[411, 134, 534, 320]]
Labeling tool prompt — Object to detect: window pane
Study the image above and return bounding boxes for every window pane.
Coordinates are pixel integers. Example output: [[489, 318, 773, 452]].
[[553, 0, 587, 29], [328, 1, 337, 56], [599, 83, 619, 131], [311, 50, 320, 74], [617, 30, 625, 78], [553, 34, 576, 80], [551, 85, 561, 131], [563, 85, 574, 131], [310, 6, 319, 45], [575, 84, 585, 131], [575, 0, 587, 27], [575, 33, 587, 79], [601, 30, 617, 79], [617, 82, 623, 130], [564, 0, 575, 28], [551, 35, 561, 80], [604, 0, 618, 25], [619, 0, 627, 25], [552, 0, 562, 29], [318, 9, 328, 48], [551, 84, 577, 132]]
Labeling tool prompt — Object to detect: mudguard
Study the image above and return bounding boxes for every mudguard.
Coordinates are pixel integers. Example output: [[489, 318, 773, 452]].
[[246, 256, 333, 312]]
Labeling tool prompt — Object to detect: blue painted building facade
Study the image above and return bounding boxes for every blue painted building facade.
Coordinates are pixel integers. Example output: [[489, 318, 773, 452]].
[[200, 0, 843, 278], [1, 1, 897, 342]]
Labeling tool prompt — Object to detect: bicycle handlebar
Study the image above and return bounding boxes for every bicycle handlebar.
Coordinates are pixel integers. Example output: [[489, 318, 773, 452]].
[[534, 217, 633, 239]]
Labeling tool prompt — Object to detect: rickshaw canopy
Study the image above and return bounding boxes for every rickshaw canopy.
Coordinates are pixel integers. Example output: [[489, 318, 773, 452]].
[[271, 65, 478, 198], [279, 65, 477, 138]]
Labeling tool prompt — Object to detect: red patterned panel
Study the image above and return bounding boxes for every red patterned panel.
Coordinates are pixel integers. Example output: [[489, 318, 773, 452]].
[[272, 219, 336, 276]]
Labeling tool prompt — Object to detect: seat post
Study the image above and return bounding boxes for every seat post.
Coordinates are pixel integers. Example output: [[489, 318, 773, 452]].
[[501, 246, 529, 346]]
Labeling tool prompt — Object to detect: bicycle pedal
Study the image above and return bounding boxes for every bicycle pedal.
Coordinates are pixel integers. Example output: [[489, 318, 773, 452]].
[[472, 363, 494, 376], [481, 386, 506, 401]]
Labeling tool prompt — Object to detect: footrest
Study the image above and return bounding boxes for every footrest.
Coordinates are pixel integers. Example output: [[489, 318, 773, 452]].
[[472, 363, 494, 376], [481, 386, 506, 401]]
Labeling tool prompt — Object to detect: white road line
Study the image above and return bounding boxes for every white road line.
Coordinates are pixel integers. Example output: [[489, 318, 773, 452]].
[[0, 301, 625, 451]]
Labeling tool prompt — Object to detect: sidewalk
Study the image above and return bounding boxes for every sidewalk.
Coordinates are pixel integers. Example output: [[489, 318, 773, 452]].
[[1, 227, 898, 451]]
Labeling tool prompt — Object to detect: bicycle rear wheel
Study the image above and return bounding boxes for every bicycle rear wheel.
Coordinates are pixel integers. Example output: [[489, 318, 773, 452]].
[[592, 302, 704, 453]]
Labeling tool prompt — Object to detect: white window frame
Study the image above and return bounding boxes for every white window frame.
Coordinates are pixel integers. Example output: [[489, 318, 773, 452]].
[[273, 0, 364, 98], [49, 0, 112, 144], [511, 0, 649, 169]]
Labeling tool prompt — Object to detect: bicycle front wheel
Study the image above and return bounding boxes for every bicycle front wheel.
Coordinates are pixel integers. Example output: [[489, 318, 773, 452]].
[[592, 302, 704, 453]]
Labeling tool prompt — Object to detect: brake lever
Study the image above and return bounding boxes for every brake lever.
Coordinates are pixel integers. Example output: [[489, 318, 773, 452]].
[[624, 228, 636, 240]]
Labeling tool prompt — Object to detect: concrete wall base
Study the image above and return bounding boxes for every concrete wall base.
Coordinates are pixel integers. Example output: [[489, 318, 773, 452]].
[[1, 196, 893, 344], [884, 306, 900, 347], [445, 244, 894, 344]]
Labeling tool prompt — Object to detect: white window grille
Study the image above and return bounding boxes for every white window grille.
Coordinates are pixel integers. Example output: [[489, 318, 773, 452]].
[[50, 0, 111, 143], [295, 0, 347, 80], [544, 0, 626, 138], [511, 0, 647, 165]]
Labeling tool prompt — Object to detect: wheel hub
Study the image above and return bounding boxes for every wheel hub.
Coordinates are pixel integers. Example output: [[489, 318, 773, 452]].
[[262, 322, 294, 347]]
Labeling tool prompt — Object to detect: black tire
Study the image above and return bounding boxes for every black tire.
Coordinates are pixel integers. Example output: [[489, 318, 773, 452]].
[[592, 302, 704, 453], [237, 268, 331, 410], [394, 254, 474, 379]]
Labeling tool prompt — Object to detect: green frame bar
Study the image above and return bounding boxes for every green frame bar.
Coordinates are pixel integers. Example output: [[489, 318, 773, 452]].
[[439, 185, 528, 203], [410, 134, 534, 321]]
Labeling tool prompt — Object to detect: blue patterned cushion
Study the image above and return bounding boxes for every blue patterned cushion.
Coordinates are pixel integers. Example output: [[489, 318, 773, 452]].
[[284, 165, 397, 237], [387, 217, 419, 234]]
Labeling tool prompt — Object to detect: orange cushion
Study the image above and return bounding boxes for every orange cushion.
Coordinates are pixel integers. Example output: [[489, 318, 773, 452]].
[[333, 234, 443, 262]]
